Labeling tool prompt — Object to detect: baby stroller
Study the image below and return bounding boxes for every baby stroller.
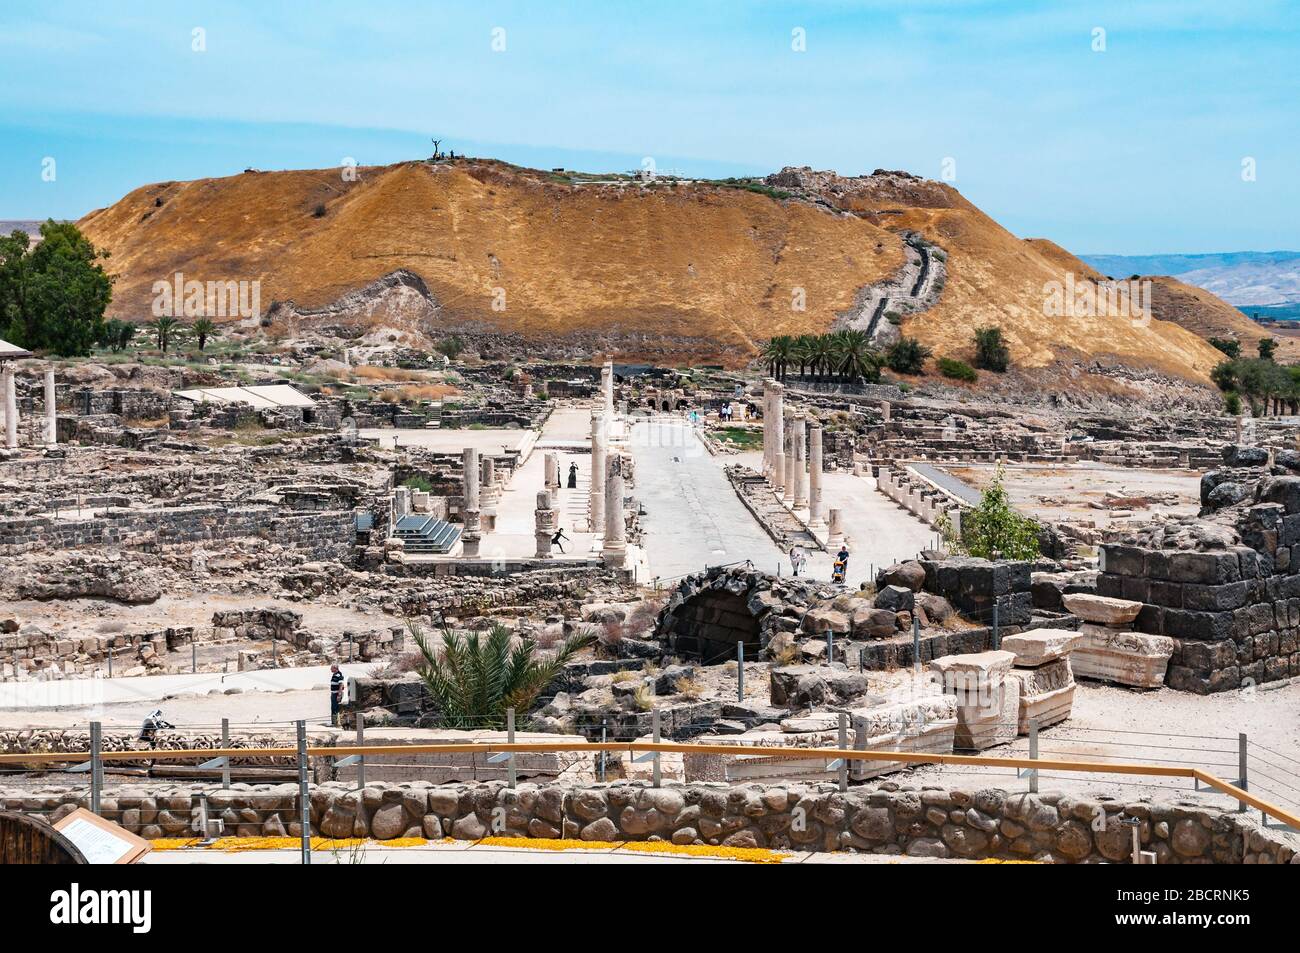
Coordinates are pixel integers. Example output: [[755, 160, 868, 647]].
[[831, 558, 847, 584]]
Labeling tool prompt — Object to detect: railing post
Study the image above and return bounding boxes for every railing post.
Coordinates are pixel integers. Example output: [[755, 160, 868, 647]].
[[296, 720, 311, 865], [911, 613, 921, 672], [599, 720, 607, 783], [192, 640, 197, 674], [1028, 717, 1039, 793], [221, 717, 231, 789], [826, 630, 834, 666], [272, 635, 278, 666], [651, 708, 661, 788], [89, 721, 103, 815], [106, 648, 112, 678], [356, 713, 366, 790], [992, 602, 1000, 650], [507, 707, 517, 789], [736, 642, 744, 701], [1238, 732, 1248, 813], [837, 712, 849, 793]]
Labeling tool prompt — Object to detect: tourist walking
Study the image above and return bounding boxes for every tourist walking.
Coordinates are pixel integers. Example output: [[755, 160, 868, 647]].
[[329, 664, 345, 726], [567, 462, 578, 489], [832, 545, 849, 584], [788, 544, 807, 577], [551, 527, 570, 553], [138, 709, 174, 748]]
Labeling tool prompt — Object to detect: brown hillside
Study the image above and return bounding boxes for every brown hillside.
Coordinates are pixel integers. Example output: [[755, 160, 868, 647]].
[[767, 169, 1227, 385], [79, 160, 904, 362], [1145, 276, 1299, 362]]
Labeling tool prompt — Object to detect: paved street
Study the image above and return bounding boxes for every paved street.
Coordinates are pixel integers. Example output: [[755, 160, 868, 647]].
[[630, 418, 787, 583]]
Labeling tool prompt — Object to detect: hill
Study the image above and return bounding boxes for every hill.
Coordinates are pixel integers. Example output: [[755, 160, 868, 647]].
[[79, 158, 1232, 385], [1080, 251, 1300, 307]]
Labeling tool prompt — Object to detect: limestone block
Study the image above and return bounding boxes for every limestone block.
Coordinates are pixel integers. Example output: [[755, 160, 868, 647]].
[[930, 650, 1015, 704], [1001, 631, 1082, 667], [1062, 593, 1143, 626], [950, 678, 1020, 751], [1070, 623, 1175, 689], [1013, 682, 1075, 733], [849, 696, 958, 780]]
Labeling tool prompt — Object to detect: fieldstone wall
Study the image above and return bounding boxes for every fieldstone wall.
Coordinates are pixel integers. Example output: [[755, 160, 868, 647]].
[[6, 780, 1295, 863]]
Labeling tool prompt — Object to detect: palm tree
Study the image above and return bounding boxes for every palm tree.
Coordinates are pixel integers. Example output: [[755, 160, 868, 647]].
[[762, 336, 795, 381], [150, 315, 181, 353], [808, 334, 839, 382], [791, 335, 817, 377], [411, 623, 595, 728], [192, 318, 218, 351], [835, 329, 880, 383]]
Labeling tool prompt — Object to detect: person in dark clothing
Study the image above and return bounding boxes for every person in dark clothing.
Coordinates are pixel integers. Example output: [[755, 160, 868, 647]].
[[329, 665, 345, 726], [832, 545, 850, 584], [138, 709, 174, 747], [551, 527, 569, 553], [567, 462, 578, 489]]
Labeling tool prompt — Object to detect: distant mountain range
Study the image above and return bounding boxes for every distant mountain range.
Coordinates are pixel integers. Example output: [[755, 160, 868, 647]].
[[1080, 251, 1300, 310]]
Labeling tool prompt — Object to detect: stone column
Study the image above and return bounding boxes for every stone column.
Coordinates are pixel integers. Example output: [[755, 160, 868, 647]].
[[771, 384, 786, 493], [461, 446, 481, 557], [544, 452, 559, 490], [761, 380, 773, 476], [808, 423, 824, 527], [44, 369, 57, 447], [828, 508, 844, 547], [480, 456, 497, 532], [881, 400, 891, 424], [602, 361, 615, 422], [589, 411, 606, 535], [602, 452, 627, 568], [2, 367, 16, 449], [792, 414, 809, 509], [782, 409, 796, 503], [535, 490, 556, 558], [392, 485, 411, 523]]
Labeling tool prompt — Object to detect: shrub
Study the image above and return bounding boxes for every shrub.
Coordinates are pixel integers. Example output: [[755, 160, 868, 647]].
[[973, 326, 1010, 372], [1209, 337, 1241, 359], [1224, 391, 1242, 415], [312, 204, 327, 218], [410, 622, 595, 727], [939, 465, 1040, 561], [937, 357, 977, 382], [886, 336, 932, 374]]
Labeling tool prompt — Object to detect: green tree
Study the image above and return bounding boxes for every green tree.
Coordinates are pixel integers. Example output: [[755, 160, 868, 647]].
[[885, 336, 932, 375], [411, 623, 595, 728], [100, 319, 135, 352], [761, 335, 795, 381], [1208, 337, 1241, 359], [191, 317, 218, 351], [940, 466, 1040, 560], [150, 315, 181, 353], [1258, 337, 1278, 361], [973, 326, 1010, 372], [0, 221, 113, 356]]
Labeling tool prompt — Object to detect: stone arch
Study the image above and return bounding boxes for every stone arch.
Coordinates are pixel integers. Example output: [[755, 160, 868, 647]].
[[658, 567, 814, 662]]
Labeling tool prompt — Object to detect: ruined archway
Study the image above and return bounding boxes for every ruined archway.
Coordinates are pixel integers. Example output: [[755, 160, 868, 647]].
[[664, 588, 760, 662]]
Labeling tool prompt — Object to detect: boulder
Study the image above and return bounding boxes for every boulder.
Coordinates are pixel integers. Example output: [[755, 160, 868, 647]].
[[877, 560, 926, 592], [849, 606, 897, 639], [874, 585, 915, 613]]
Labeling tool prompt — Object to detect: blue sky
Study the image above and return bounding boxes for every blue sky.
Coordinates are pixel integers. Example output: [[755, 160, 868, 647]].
[[1, 0, 1297, 253]]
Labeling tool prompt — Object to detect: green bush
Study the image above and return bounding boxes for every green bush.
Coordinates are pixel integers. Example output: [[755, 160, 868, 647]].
[[939, 466, 1040, 561], [973, 326, 1010, 372], [886, 337, 932, 375], [937, 357, 977, 382], [1223, 391, 1242, 415]]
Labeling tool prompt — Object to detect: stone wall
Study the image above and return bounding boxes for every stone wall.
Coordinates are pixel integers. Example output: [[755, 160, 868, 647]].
[[1098, 476, 1300, 693], [0, 505, 354, 560], [8, 779, 1295, 862]]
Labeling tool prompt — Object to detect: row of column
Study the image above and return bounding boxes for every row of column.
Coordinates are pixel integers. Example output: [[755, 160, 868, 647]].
[[760, 377, 824, 529], [1, 368, 57, 449]]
